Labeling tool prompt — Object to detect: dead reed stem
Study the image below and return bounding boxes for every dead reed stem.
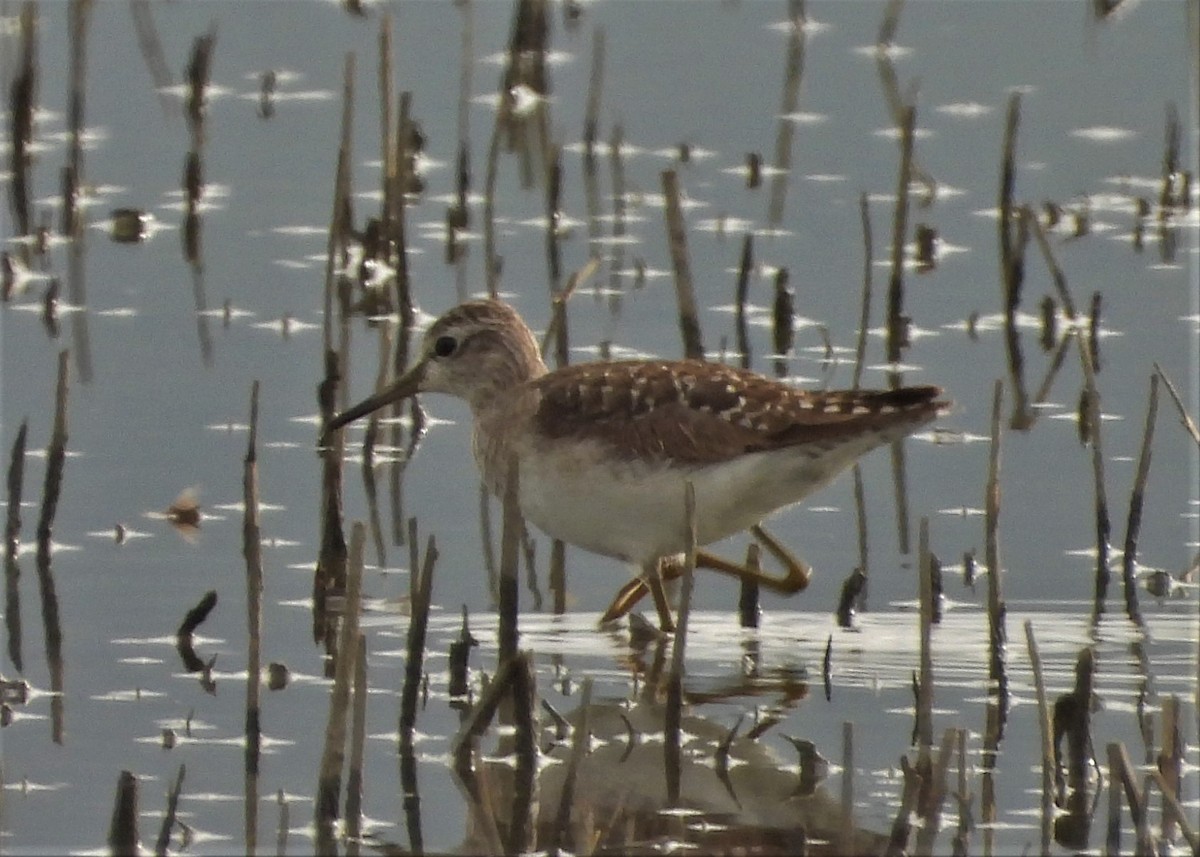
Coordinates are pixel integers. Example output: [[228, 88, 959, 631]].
[[345, 632, 368, 841], [1120, 374, 1158, 624], [1027, 205, 1078, 320], [734, 233, 754, 367], [998, 91, 1021, 316], [661, 170, 704, 359], [400, 533, 438, 745], [1152, 361, 1200, 446], [767, 0, 804, 227], [315, 522, 365, 845], [549, 677, 592, 855], [1076, 327, 1112, 617], [499, 455, 522, 666], [583, 26, 604, 161], [323, 52, 354, 359], [451, 649, 532, 759], [242, 380, 263, 850], [839, 721, 855, 855], [984, 380, 1007, 686], [108, 770, 139, 856], [1023, 620, 1059, 841], [154, 763, 185, 857], [853, 193, 873, 391], [1152, 767, 1199, 853], [36, 349, 68, 744], [665, 481, 698, 806], [4, 420, 27, 671], [916, 516, 934, 751], [885, 103, 915, 363]]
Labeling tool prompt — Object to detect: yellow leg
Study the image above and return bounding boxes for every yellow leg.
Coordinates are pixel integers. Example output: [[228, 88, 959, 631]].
[[599, 525, 813, 624]]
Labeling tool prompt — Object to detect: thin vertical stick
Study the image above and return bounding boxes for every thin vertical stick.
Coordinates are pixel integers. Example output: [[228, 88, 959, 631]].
[[400, 534, 438, 744], [664, 482, 697, 806], [839, 721, 855, 855], [242, 381, 263, 852], [5, 420, 28, 672], [1077, 327, 1112, 617], [998, 91, 1021, 316], [916, 517, 934, 750], [885, 104, 915, 363], [549, 677, 592, 855], [108, 771, 139, 856], [1024, 620, 1057, 852], [1121, 375, 1158, 623], [345, 632, 368, 841], [661, 170, 704, 359], [36, 350, 69, 744], [853, 192, 873, 391], [499, 455, 522, 666], [315, 523, 365, 846], [582, 26, 604, 160], [984, 380, 1007, 689]]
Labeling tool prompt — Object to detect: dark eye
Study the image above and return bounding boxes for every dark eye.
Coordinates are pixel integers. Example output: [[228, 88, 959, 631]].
[[433, 334, 457, 358]]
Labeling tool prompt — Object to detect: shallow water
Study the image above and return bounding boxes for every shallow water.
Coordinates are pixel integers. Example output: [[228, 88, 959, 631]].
[[1, 1, 1197, 854]]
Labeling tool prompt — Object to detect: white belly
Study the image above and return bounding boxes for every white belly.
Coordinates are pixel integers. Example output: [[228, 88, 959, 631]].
[[511, 439, 833, 565]]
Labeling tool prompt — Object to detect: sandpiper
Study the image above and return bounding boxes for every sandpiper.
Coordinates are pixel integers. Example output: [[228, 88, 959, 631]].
[[324, 299, 949, 630]]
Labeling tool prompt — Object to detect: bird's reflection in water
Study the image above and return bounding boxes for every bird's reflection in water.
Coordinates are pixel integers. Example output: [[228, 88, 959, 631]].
[[456, 633, 887, 856]]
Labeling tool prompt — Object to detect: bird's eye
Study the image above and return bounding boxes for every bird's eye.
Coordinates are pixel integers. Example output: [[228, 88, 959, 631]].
[[433, 335, 458, 358]]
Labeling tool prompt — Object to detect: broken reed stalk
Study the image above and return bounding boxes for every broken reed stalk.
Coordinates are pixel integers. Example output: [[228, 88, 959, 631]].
[[582, 26, 604, 161], [984, 379, 1007, 690], [539, 255, 599, 360], [1027, 206, 1078, 320], [345, 632, 368, 840], [1157, 696, 1183, 843], [738, 542, 761, 628], [548, 677, 592, 856], [378, 14, 394, 240], [5, 420, 28, 672], [838, 721, 855, 854], [853, 193, 873, 391], [885, 755, 920, 856], [323, 52, 354, 359], [242, 381, 263, 851], [1077, 327, 1112, 616], [998, 91, 1021, 316], [1120, 374, 1158, 624], [734, 233, 754, 367], [314, 522, 366, 844], [606, 123, 630, 284], [36, 350, 68, 744], [852, 464, 869, 610], [108, 770, 139, 856], [399, 533, 437, 744], [154, 763, 186, 857], [275, 789, 289, 857], [916, 516, 934, 750], [1152, 361, 1200, 446], [482, 81, 509, 299], [767, 0, 803, 227], [885, 103, 915, 364], [1023, 620, 1059, 840], [664, 481, 698, 807], [498, 455, 522, 666], [1153, 767, 1200, 853], [915, 728, 956, 854], [4, 420, 26, 562], [661, 169, 704, 360], [450, 649, 532, 760]]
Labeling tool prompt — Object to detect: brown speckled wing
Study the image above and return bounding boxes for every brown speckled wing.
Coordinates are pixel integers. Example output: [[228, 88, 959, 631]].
[[533, 360, 946, 465]]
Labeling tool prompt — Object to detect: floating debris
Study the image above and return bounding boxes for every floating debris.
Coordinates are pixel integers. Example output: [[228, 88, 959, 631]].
[[166, 488, 202, 543]]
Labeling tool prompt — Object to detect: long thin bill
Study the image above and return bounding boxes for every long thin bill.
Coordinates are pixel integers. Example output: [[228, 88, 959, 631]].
[[321, 363, 425, 443]]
